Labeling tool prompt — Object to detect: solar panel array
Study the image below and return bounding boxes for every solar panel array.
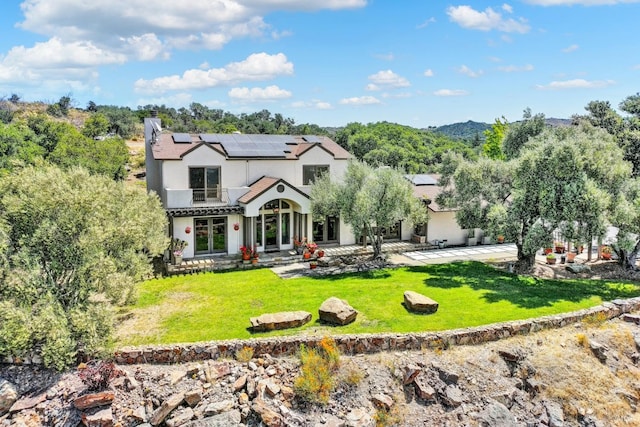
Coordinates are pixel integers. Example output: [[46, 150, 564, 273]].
[[406, 174, 438, 186], [172, 133, 192, 143], [302, 135, 322, 143], [198, 134, 300, 158]]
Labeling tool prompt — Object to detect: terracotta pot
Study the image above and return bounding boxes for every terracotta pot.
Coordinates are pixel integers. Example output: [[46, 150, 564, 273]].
[[242, 253, 251, 261], [544, 247, 553, 255], [303, 252, 311, 259], [310, 263, 317, 269], [251, 258, 258, 264], [555, 246, 565, 254], [317, 250, 325, 258], [602, 253, 611, 260], [497, 235, 505, 244], [546, 257, 556, 265], [567, 252, 576, 263]]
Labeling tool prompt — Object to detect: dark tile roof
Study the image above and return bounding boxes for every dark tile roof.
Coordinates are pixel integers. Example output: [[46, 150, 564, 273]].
[[150, 133, 350, 161]]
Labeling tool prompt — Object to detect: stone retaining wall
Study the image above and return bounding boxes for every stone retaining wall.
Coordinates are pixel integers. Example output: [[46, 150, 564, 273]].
[[113, 297, 640, 365], [5, 298, 640, 366]]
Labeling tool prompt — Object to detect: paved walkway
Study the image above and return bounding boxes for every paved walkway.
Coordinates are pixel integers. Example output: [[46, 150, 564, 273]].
[[399, 243, 518, 265]]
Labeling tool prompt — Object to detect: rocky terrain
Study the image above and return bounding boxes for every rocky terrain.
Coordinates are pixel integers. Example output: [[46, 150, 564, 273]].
[[2, 313, 640, 427]]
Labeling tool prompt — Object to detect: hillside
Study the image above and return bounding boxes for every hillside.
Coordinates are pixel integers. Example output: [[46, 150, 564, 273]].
[[432, 120, 491, 142]]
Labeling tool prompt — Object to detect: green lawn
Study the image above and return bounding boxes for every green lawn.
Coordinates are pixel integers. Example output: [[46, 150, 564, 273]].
[[116, 261, 640, 346]]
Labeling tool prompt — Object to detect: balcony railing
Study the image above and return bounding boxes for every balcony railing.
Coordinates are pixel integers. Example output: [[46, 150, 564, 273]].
[[164, 187, 229, 208]]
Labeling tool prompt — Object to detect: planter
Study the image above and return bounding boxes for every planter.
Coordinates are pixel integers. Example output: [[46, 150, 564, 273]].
[[242, 253, 251, 261], [303, 252, 311, 260], [482, 236, 492, 245], [296, 246, 304, 255], [497, 235, 505, 244], [412, 234, 426, 244], [252, 258, 258, 264], [467, 237, 477, 247], [317, 250, 325, 258], [546, 257, 556, 265], [601, 253, 612, 260], [173, 254, 183, 265], [567, 252, 576, 263], [310, 263, 317, 269], [544, 247, 553, 255], [555, 246, 565, 254]]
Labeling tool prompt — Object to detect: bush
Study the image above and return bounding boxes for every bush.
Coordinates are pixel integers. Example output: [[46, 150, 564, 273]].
[[0, 301, 31, 358], [78, 360, 122, 391], [294, 337, 340, 404]]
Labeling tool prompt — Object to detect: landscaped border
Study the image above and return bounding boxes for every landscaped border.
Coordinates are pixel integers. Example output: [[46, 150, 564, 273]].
[[111, 297, 640, 365]]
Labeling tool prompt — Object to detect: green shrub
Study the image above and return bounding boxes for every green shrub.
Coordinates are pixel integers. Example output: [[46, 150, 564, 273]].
[[0, 301, 31, 358], [31, 299, 76, 371]]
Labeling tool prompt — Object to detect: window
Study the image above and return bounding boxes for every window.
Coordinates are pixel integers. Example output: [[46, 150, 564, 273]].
[[313, 215, 339, 243], [303, 165, 329, 185], [190, 167, 220, 202]]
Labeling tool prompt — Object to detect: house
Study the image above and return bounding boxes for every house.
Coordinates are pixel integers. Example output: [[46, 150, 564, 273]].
[[144, 116, 360, 259], [406, 174, 471, 247]]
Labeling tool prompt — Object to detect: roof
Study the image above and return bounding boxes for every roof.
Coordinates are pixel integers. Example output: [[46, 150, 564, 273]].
[[150, 132, 351, 161], [237, 176, 310, 205], [407, 174, 452, 212]]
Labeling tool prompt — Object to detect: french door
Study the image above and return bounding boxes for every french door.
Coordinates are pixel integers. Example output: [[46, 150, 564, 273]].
[[194, 217, 226, 254]]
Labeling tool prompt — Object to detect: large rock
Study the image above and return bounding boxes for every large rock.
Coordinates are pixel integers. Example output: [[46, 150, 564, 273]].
[[0, 378, 18, 415], [250, 311, 311, 332], [477, 401, 517, 427], [404, 291, 439, 314], [566, 264, 591, 274], [318, 297, 357, 326]]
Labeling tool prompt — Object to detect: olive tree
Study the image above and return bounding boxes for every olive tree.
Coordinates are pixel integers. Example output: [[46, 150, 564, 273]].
[[0, 165, 167, 369], [310, 161, 427, 259], [439, 123, 630, 269]]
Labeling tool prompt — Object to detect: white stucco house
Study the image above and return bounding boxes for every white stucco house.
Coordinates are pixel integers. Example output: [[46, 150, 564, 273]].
[[144, 116, 472, 260]]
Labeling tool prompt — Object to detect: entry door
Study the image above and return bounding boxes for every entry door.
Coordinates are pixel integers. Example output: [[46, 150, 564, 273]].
[[264, 214, 278, 250], [194, 218, 226, 254]]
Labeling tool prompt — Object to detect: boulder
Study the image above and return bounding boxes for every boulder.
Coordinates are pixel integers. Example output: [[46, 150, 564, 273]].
[[250, 311, 312, 332], [0, 378, 18, 415], [477, 401, 517, 427], [566, 264, 591, 274], [404, 291, 439, 314], [73, 391, 115, 410], [318, 297, 357, 326]]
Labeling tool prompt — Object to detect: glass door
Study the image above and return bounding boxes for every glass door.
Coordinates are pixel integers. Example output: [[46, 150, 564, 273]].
[[264, 214, 278, 250], [194, 217, 226, 254]]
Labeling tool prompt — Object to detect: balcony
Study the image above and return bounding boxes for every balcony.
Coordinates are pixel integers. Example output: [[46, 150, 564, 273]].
[[165, 187, 230, 209]]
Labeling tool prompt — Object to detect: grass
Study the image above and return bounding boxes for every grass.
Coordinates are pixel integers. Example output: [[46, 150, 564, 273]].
[[115, 261, 640, 346]]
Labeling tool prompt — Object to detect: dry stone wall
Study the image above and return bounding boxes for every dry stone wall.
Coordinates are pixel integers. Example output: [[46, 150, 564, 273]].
[[112, 297, 640, 365]]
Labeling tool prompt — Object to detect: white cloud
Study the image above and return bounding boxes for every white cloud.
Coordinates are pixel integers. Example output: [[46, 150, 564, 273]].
[[374, 53, 395, 61], [498, 64, 534, 72], [339, 96, 382, 105], [416, 17, 436, 29], [424, 69, 434, 77], [502, 3, 514, 13], [228, 85, 292, 101], [457, 65, 483, 78], [562, 44, 579, 53], [366, 70, 410, 90], [433, 89, 470, 97], [536, 79, 615, 89], [134, 52, 294, 94], [447, 5, 530, 33], [524, 0, 640, 5], [291, 100, 333, 109]]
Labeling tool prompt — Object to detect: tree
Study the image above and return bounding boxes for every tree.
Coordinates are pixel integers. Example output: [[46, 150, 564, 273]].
[[0, 165, 167, 369], [310, 161, 427, 258], [82, 113, 110, 138], [482, 117, 507, 160], [439, 124, 630, 268], [502, 108, 546, 160]]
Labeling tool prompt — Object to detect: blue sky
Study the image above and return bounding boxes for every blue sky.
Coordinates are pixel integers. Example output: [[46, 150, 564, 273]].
[[1, 1, 639, 127]]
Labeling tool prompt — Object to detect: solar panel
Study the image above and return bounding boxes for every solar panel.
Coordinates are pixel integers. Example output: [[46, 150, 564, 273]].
[[406, 174, 438, 186], [172, 133, 192, 143], [198, 133, 297, 157], [302, 135, 321, 143]]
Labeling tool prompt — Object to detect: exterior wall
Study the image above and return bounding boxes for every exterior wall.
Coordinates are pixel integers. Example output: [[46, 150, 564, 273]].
[[427, 211, 467, 246], [172, 213, 244, 258]]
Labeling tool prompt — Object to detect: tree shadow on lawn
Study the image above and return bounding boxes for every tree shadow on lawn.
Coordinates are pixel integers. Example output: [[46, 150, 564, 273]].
[[408, 261, 640, 309]]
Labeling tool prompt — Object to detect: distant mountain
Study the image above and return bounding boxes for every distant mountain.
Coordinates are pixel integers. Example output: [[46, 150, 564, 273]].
[[431, 120, 491, 142]]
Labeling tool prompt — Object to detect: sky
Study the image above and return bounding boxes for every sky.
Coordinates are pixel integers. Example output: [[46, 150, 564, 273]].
[[1, 1, 639, 128]]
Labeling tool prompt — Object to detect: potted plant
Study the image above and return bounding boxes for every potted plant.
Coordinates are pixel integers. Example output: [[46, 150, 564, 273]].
[[546, 252, 556, 265], [543, 247, 553, 255], [309, 260, 318, 269], [554, 241, 565, 254], [317, 248, 325, 258], [293, 236, 307, 255], [497, 235, 505, 244], [567, 250, 577, 263], [240, 245, 251, 261], [601, 245, 612, 260], [171, 238, 188, 265], [307, 241, 318, 254], [251, 245, 259, 264]]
